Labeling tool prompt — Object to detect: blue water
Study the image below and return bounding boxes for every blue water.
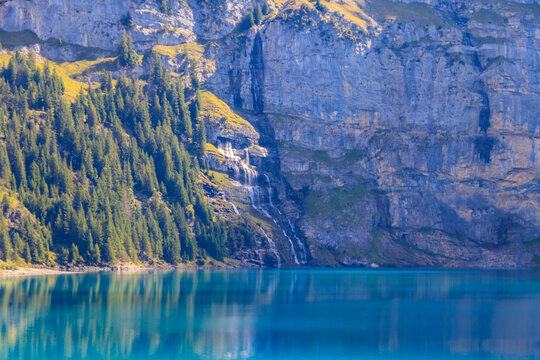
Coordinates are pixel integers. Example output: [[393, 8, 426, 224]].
[[1, 269, 539, 360]]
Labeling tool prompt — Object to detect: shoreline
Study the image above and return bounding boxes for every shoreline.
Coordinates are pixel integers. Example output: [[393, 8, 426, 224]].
[[3, 264, 535, 278], [0, 265, 169, 278], [0, 263, 240, 278]]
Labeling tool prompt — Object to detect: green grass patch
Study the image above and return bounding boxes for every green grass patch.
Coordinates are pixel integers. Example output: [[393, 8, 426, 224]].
[[0, 261, 18, 270], [200, 90, 255, 131], [0, 51, 104, 99], [524, 237, 540, 247], [207, 170, 233, 187], [320, 0, 378, 30], [370, 227, 382, 241], [244, 211, 274, 234], [417, 227, 467, 241], [471, 36, 508, 45], [400, 36, 431, 49], [0, 30, 41, 47], [281, 143, 365, 167], [153, 43, 205, 60], [342, 149, 365, 164], [368, 0, 452, 27], [486, 56, 513, 67], [205, 143, 226, 160], [472, 9, 506, 24], [283, 172, 332, 185], [57, 57, 117, 78], [505, 2, 540, 18], [279, 142, 336, 165], [303, 183, 368, 218], [309, 241, 339, 266]]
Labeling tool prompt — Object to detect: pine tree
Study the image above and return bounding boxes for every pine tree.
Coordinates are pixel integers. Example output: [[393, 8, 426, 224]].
[[159, 0, 168, 14], [248, 11, 255, 28], [0, 215, 11, 261], [254, 4, 263, 25], [193, 118, 207, 156], [118, 31, 140, 67], [23, 243, 32, 263], [0, 144, 12, 182]]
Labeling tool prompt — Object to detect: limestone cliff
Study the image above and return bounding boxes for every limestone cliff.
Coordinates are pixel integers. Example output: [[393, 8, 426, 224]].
[[1, 0, 539, 268]]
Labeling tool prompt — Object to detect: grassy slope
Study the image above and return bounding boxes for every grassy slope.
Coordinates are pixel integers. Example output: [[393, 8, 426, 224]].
[[0, 51, 116, 98], [153, 43, 205, 60], [199, 90, 256, 132]]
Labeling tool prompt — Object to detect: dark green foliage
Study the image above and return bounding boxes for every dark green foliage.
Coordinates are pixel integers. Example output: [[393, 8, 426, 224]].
[[121, 13, 134, 27], [254, 4, 264, 25], [191, 73, 200, 92], [479, 101, 490, 133], [0, 52, 250, 266], [474, 136, 494, 163], [0, 215, 11, 261], [278, 4, 317, 30], [159, 0, 170, 14], [226, 222, 255, 253], [118, 31, 140, 67], [238, 9, 256, 32], [262, 1, 271, 15]]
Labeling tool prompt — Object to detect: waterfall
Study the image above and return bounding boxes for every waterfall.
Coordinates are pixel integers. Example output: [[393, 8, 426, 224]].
[[283, 230, 299, 265], [258, 225, 281, 267], [263, 174, 274, 207], [217, 140, 306, 266], [227, 200, 240, 216], [287, 218, 307, 264]]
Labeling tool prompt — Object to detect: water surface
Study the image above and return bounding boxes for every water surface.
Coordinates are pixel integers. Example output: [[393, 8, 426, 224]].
[[1, 269, 539, 359]]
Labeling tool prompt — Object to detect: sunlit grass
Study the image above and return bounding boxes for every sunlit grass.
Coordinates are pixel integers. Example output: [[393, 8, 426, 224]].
[[153, 43, 205, 60], [0, 51, 116, 99], [199, 90, 255, 131]]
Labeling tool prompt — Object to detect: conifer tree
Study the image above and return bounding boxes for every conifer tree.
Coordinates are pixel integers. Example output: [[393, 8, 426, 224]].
[[254, 4, 263, 25], [118, 31, 140, 67], [0, 215, 11, 261]]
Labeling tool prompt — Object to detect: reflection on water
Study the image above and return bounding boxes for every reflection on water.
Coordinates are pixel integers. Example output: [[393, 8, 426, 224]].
[[1, 269, 539, 360]]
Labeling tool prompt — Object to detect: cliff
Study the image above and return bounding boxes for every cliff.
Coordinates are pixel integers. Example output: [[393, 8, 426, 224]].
[[1, 0, 539, 268]]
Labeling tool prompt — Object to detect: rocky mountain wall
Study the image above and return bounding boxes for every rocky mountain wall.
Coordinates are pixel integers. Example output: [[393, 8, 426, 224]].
[[0, 0, 256, 49], [1, 0, 539, 267], [207, 0, 540, 267]]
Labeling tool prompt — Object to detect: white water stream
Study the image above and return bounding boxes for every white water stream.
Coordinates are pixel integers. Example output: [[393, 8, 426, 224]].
[[217, 140, 306, 265]]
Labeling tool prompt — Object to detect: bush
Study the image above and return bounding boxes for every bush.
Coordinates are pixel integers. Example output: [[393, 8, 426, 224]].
[[0, 260, 17, 270]]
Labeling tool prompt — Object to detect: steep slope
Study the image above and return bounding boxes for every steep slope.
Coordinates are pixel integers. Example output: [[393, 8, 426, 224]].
[[1, 0, 539, 268]]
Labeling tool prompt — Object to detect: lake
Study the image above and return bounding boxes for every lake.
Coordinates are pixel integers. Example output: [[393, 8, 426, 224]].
[[1, 269, 539, 359]]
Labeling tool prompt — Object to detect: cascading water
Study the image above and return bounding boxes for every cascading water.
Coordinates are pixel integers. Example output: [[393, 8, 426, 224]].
[[217, 140, 306, 266], [257, 225, 281, 267], [228, 200, 240, 216]]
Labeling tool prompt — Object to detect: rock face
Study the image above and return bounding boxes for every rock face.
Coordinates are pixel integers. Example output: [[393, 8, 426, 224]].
[[0, 0, 255, 50], [205, 0, 540, 268], [1, 0, 539, 268]]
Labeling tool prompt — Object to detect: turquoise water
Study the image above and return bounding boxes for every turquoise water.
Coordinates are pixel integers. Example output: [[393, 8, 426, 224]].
[[1, 269, 539, 360]]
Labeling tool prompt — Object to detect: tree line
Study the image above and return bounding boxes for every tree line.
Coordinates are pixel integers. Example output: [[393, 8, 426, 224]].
[[0, 52, 254, 266]]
